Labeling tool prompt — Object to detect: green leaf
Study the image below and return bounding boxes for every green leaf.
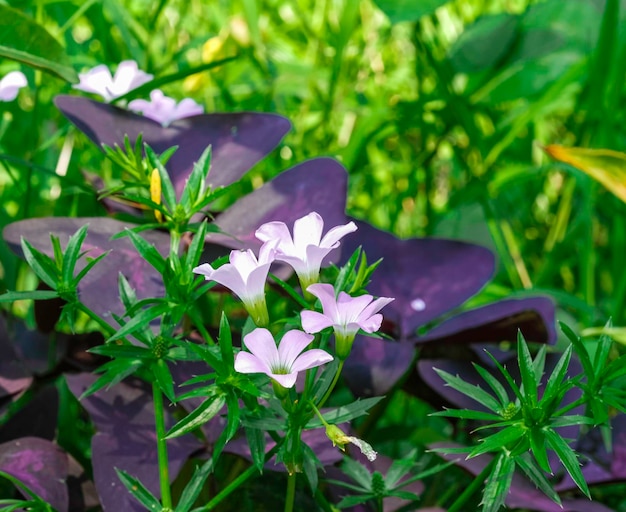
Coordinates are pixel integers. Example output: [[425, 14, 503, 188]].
[[528, 428, 551, 474], [115, 469, 161, 511], [433, 368, 501, 413], [544, 428, 590, 498], [472, 362, 510, 407], [124, 229, 166, 274], [212, 391, 241, 462], [165, 394, 226, 439], [305, 397, 384, 427], [0, 5, 77, 82], [340, 457, 372, 490], [73, 252, 109, 285], [333, 246, 361, 293], [481, 452, 515, 512], [61, 225, 89, 285], [176, 458, 214, 512], [431, 409, 502, 422], [541, 345, 572, 407], [245, 427, 266, 473], [517, 331, 538, 406], [21, 238, 58, 289], [468, 425, 526, 458], [516, 453, 561, 505], [152, 359, 176, 404], [118, 273, 138, 312], [88, 344, 153, 359], [79, 358, 144, 399], [560, 321, 595, 377], [107, 303, 170, 342], [180, 145, 211, 208], [218, 312, 234, 369], [302, 442, 320, 492], [185, 221, 208, 270], [372, 0, 450, 24], [0, 290, 59, 302]]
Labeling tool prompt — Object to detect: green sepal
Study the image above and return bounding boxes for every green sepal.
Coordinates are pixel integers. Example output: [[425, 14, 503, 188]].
[[115, 469, 161, 510], [165, 393, 226, 439]]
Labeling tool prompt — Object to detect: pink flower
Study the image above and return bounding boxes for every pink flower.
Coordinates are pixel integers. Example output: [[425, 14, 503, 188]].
[[128, 89, 204, 126], [193, 243, 275, 326], [301, 283, 394, 359], [0, 71, 27, 101], [73, 60, 153, 102], [234, 328, 333, 388], [255, 212, 357, 291]]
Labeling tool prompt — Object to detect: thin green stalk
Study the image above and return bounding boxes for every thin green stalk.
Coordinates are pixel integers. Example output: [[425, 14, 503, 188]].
[[76, 302, 116, 337], [198, 444, 281, 511], [446, 458, 495, 512], [152, 381, 172, 511], [284, 472, 297, 512], [316, 360, 344, 409]]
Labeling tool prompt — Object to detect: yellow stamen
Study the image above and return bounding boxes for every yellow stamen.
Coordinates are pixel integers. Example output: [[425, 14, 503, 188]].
[[150, 168, 163, 222]]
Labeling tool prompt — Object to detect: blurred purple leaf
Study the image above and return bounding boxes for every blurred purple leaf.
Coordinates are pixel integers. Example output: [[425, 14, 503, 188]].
[[0, 437, 69, 511], [0, 317, 32, 401], [65, 373, 202, 512], [342, 336, 416, 396], [207, 157, 350, 254], [340, 220, 495, 339], [3, 217, 169, 321], [55, 95, 291, 196], [416, 297, 557, 345], [0, 385, 58, 443]]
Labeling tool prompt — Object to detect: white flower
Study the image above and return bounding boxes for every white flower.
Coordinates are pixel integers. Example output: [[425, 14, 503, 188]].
[[128, 89, 204, 126], [73, 60, 153, 102], [0, 71, 27, 101]]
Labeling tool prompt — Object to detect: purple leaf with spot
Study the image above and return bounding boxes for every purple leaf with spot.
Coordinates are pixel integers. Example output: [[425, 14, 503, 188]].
[[3, 217, 169, 321], [340, 220, 495, 339], [55, 95, 291, 196], [65, 373, 202, 512], [0, 437, 69, 511]]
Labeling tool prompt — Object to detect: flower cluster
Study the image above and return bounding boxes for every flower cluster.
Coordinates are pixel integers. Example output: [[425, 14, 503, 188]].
[[193, 211, 393, 384], [73, 60, 203, 125]]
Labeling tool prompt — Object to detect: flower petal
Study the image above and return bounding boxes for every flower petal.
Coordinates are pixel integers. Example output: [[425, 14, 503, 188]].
[[234, 351, 270, 375], [290, 349, 333, 373], [269, 372, 298, 388], [243, 328, 279, 369], [356, 313, 383, 333], [277, 330, 314, 367], [255, 221, 294, 251], [192, 263, 215, 279], [293, 212, 324, 249], [301, 310, 335, 334], [307, 283, 340, 322], [320, 221, 357, 248]]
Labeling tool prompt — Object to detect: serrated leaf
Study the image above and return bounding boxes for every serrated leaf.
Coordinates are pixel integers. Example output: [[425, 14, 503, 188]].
[[544, 428, 589, 498], [431, 409, 503, 421], [61, 224, 89, 285], [481, 452, 514, 512], [0, 5, 77, 82], [517, 331, 538, 406], [21, 238, 58, 289], [305, 397, 383, 427], [107, 303, 170, 342], [468, 425, 526, 458], [73, 251, 109, 285], [515, 453, 561, 505], [340, 456, 372, 490], [560, 321, 594, 377], [302, 442, 320, 492], [473, 362, 510, 407], [152, 358, 176, 404], [528, 428, 551, 474], [115, 468, 161, 511], [218, 313, 234, 369], [88, 344, 153, 359], [79, 358, 144, 399], [434, 368, 501, 413], [118, 273, 138, 311], [541, 345, 572, 407], [165, 394, 226, 439], [212, 391, 240, 462], [245, 427, 266, 473], [124, 229, 166, 274], [176, 458, 214, 512], [0, 290, 59, 302]]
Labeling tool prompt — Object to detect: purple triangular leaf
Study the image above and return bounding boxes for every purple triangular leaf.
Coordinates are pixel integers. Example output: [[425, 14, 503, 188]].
[[3, 217, 169, 321], [207, 157, 350, 254], [65, 373, 202, 512], [55, 95, 291, 196], [415, 296, 557, 345], [342, 336, 416, 397], [340, 220, 495, 339], [0, 437, 69, 511]]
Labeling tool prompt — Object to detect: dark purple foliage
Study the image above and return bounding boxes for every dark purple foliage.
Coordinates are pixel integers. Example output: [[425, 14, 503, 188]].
[[55, 95, 291, 197], [338, 219, 556, 396], [65, 373, 202, 512], [0, 316, 32, 403], [0, 437, 69, 511]]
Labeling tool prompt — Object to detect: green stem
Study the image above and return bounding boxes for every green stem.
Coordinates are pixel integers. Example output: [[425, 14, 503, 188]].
[[152, 381, 172, 511], [316, 360, 344, 409], [199, 444, 281, 510], [76, 302, 116, 337], [284, 472, 297, 512], [446, 458, 495, 512]]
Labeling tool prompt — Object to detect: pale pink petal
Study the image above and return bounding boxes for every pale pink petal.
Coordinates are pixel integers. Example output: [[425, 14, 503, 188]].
[[229, 250, 259, 281], [175, 98, 204, 118], [277, 330, 314, 366], [290, 349, 333, 373], [293, 212, 324, 250], [320, 221, 357, 248], [303, 244, 334, 275], [245, 263, 273, 299], [269, 372, 298, 388], [256, 221, 294, 251], [300, 310, 335, 334], [207, 264, 247, 299], [243, 328, 279, 368], [356, 313, 383, 333], [74, 65, 113, 100], [112, 60, 153, 96], [358, 296, 395, 322], [234, 351, 271, 375], [0, 71, 27, 101], [192, 263, 216, 279], [258, 240, 277, 265], [337, 292, 373, 322], [307, 283, 340, 322]]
